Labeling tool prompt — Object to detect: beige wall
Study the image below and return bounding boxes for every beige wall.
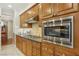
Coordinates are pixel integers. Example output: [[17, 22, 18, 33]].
[[7, 21, 13, 39], [31, 23, 42, 37]]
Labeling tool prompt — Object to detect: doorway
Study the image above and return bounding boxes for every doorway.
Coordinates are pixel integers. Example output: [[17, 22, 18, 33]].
[[1, 24, 7, 45], [1, 21, 14, 46]]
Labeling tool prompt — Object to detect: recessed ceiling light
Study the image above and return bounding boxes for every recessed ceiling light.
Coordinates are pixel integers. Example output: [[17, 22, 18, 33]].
[[8, 5, 12, 8]]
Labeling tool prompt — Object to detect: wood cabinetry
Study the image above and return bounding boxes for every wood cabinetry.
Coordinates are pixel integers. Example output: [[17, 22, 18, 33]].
[[32, 41, 41, 56], [39, 3, 53, 19], [38, 3, 79, 26], [52, 3, 79, 16], [20, 13, 26, 28], [54, 45, 75, 56], [16, 35, 19, 48], [20, 4, 39, 28], [29, 4, 39, 17], [26, 39, 32, 56], [16, 36, 23, 52], [16, 35, 41, 56], [39, 3, 78, 19], [20, 13, 32, 28], [41, 41, 76, 56], [20, 3, 79, 27], [22, 38, 27, 55], [41, 42, 54, 56]]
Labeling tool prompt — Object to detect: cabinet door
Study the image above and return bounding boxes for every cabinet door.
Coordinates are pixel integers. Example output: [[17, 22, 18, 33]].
[[19, 37, 23, 52], [26, 40, 32, 56], [16, 36, 20, 49], [41, 42, 48, 56], [16, 36, 22, 50], [47, 43, 54, 56], [32, 41, 37, 56], [41, 42, 54, 56], [55, 45, 75, 56], [32, 4, 39, 16], [54, 3, 78, 16], [55, 45, 64, 56], [39, 3, 53, 19], [32, 41, 41, 56], [20, 13, 26, 28], [22, 39, 27, 55]]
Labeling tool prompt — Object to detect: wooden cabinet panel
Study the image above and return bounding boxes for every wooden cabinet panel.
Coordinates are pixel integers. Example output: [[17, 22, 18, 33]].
[[20, 12, 26, 28], [26, 39, 32, 56], [47, 43, 55, 56], [31, 4, 39, 16], [55, 49, 75, 56], [41, 42, 54, 56], [20, 13, 32, 28], [32, 41, 41, 56], [20, 4, 39, 28], [16, 36, 20, 49], [41, 42, 48, 56], [22, 39, 27, 55], [39, 3, 53, 19], [54, 45, 76, 56], [54, 3, 78, 16], [16, 36, 19, 48], [57, 4, 72, 12], [19, 38, 23, 52], [16, 36, 23, 52]]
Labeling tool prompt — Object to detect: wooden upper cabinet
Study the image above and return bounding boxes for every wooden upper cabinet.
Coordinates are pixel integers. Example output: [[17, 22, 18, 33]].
[[20, 4, 39, 28], [20, 13, 26, 28], [32, 4, 39, 16], [26, 4, 39, 18], [20, 11, 32, 28], [54, 3, 79, 16], [39, 3, 53, 19]]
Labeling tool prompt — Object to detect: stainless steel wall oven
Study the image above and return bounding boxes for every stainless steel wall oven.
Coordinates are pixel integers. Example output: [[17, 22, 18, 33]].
[[42, 16, 74, 48]]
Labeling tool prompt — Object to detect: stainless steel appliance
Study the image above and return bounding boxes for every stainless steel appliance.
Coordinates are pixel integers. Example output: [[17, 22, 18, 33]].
[[42, 16, 74, 48], [25, 15, 39, 24]]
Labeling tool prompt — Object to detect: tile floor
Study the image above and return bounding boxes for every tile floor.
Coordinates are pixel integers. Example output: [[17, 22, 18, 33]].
[[0, 44, 24, 56]]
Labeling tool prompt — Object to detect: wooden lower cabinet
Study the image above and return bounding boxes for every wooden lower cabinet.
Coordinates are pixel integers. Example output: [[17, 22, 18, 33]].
[[55, 49, 75, 56], [22, 39, 27, 55], [26, 39, 32, 56], [32, 41, 41, 56], [16, 35, 41, 56], [41, 42, 55, 56], [16, 36, 23, 52], [54, 45, 76, 56], [16, 35, 77, 56]]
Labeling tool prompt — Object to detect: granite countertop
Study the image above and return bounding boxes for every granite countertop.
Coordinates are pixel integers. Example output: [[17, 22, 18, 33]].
[[16, 34, 42, 42]]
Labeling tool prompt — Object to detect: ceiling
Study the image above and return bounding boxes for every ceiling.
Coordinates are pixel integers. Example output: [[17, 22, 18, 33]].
[[0, 3, 30, 14], [0, 3, 34, 21]]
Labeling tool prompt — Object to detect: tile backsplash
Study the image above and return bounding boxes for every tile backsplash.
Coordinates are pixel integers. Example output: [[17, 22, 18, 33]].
[[31, 23, 42, 37], [17, 28, 32, 35]]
